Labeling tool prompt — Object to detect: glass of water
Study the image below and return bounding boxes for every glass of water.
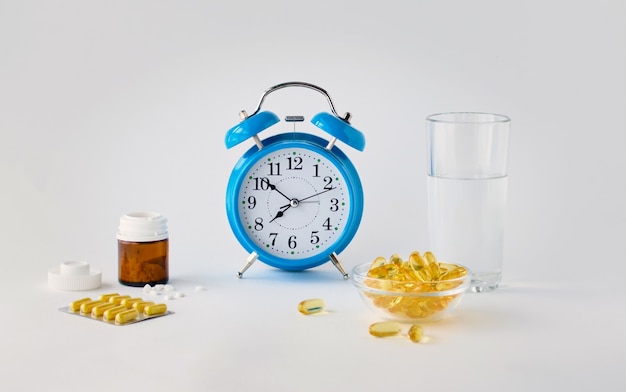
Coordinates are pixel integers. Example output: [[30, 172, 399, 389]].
[[426, 112, 511, 293]]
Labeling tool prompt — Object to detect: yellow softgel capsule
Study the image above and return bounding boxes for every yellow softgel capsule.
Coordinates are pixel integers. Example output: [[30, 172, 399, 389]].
[[369, 321, 402, 338], [115, 309, 139, 324], [408, 324, 424, 343], [69, 298, 92, 312], [103, 305, 128, 321], [133, 301, 155, 312], [80, 300, 106, 314], [98, 293, 120, 302], [91, 302, 117, 317], [144, 303, 167, 316], [297, 299, 325, 315]]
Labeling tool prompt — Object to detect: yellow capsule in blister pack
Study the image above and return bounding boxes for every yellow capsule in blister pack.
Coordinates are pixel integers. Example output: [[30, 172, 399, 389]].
[[115, 309, 139, 324], [103, 305, 128, 321], [121, 297, 143, 309], [69, 298, 91, 312], [144, 303, 167, 316], [109, 295, 131, 305], [133, 301, 155, 312], [80, 300, 106, 314], [98, 293, 120, 302], [92, 302, 117, 317]]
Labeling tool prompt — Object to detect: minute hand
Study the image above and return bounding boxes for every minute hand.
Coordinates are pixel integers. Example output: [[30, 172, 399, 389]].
[[298, 187, 336, 203]]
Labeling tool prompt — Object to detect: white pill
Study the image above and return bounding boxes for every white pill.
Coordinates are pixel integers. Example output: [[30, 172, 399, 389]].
[[164, 284, 175, 292], [194, 285, 206, 292], [175, 292, 185, 298]]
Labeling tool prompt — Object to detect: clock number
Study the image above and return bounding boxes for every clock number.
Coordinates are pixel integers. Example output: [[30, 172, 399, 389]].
[[269, 232, 278, 246], [288, 235, 297, 249], [310, 231, 320, 244], [313, 164, 320, 177], [247, 196, 257, 209], [323, 176, 333, 190], [323, 217, 332, 230], [287, 156, 303, 170], [330, 198, 339, 212], [254, 217, 264, 231], [253, 177, 271, 190], [268, 162, 281, 176]]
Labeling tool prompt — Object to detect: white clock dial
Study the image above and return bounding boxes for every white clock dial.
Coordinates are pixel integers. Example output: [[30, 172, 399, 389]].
[[237, 147, 351, 259]]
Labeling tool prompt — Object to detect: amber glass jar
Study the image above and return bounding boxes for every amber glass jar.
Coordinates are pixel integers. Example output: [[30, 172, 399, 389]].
[[117, 212, 169, 287]]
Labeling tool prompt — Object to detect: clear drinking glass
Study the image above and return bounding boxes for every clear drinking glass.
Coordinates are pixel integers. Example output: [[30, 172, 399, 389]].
[[426, 112, 510, 292]]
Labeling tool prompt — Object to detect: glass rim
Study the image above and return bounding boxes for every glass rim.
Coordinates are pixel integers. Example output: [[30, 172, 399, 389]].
[[426, 112, 511, 124]]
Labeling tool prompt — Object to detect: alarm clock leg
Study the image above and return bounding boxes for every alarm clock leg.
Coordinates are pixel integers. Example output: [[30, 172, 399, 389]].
[[329, 252, 350, 280], [236, 252, 258, 278]]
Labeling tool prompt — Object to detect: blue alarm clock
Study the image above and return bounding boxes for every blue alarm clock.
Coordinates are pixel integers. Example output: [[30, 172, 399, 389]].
[[225, 82, 366, 279]]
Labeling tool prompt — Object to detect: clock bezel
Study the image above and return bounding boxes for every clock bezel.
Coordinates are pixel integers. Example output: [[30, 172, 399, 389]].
[[226, 132, 364, 271]]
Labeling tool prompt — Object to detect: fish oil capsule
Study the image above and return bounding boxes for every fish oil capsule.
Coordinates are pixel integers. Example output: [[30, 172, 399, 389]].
[[70, 298, 92, 312], [80, 300, 106, 314], [408, 324, 424, 343], [109, 295, 131, 305], [99, 293, 120, 302], [92, 302, 117, 317], [103, 305, 128, 321], [144, 303, 167, 316], [369, 321, 402, 337], [115, 309, 139, 324], [133, 301, 155, 312], [121, 297, 143, 309], [297, 299, 325, 315]]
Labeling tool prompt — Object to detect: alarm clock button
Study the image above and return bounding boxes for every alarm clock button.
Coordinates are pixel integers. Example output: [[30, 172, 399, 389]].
[[225, 111, 280, 149], [311, 112, 366, 151]]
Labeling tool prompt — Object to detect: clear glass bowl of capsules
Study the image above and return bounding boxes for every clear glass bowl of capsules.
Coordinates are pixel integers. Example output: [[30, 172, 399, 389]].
[[351, 259, 470, 323]]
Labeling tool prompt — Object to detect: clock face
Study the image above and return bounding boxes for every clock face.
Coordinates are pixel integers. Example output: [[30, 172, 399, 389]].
[[226, 134, 363, 270]]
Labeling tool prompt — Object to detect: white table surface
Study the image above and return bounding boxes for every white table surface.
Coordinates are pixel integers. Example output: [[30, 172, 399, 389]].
[[2, 1, 625, 391]]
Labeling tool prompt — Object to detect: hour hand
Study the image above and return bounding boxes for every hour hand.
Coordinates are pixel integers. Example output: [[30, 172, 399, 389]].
[[266, 180, 291, 202], [269, 204, 291, 223]]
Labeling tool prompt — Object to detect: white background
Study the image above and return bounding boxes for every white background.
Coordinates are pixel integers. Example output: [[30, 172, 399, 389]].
[[1, 1, 625, 391]]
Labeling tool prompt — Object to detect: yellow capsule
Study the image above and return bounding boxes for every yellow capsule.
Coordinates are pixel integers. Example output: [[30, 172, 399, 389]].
[[121, 297, 143, 309], [109, 295, 131, 305], [423, 251, 437, 265], [144, 303, 167, 316], [408, 324, 424, 343], [103, 305, 128, 321], [115, 309, 139, 324], [297, 298, 325, 315], [69, 298, 92, 312], [133, 301, 155, 312], [370, 256, 387, 269], [369, 321, 402, 337], [98, 293, 120, 302], [80, 300, 106, 314], [389, 254, 403, 266], [91, 302, 117, 317]]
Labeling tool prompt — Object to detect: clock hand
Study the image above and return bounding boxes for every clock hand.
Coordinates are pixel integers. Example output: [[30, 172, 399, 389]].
[[269, 204, 291, 223], [265, 180, 292, 202], [298, 187, 336, 203]]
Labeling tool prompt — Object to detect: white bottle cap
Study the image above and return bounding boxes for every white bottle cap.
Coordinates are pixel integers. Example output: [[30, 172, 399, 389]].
[[48, 261, 102, 291], [117, 212, 168, 242]]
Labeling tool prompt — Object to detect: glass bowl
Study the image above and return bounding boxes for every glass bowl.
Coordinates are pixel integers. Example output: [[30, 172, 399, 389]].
[[351, 261, 470, 322]]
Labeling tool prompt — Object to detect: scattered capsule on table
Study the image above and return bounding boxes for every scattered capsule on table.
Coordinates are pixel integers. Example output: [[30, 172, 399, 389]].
[[103, 305, 128, 321], [369, 321, 402, 338], [297, 299, 325, 315], [408, 324, 424, 343], [70, 298, 92, 312], [144, 303, 167, 316], [91, 302, 117, 317], [80, 300, 106, 314], [115, 309, 139, 324]]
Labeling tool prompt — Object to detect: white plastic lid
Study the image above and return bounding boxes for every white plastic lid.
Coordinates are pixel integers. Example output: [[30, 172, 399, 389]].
[[48, 261, 102, 291], [117, 211, 168, 242]]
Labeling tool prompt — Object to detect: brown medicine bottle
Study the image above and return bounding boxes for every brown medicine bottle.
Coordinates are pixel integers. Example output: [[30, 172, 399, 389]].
[[117, 212, 169, 287]]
